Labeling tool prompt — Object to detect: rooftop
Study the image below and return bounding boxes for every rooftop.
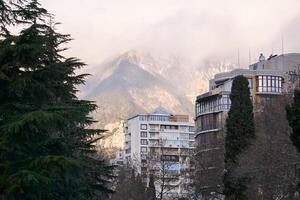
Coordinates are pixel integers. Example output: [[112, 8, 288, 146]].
[[149, 106, 172, 115], [250, 53, 300, 71]]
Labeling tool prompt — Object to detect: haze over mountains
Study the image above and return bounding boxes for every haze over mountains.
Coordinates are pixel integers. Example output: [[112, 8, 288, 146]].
[[82, 50, 236, 122], [80, 50, 237, 149]]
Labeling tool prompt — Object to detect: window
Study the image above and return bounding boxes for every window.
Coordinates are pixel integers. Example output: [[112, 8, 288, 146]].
[[141, 147, 147, 153], [180, 133, 189, 140], [160, 125, 178, 130], [140, 131, 147, 138], [149, 139, 159, 146], [140, 124, 147, 130], [222, 95, 231, 109], [149, 124, 159, 131], [149, 132, 157, 138], [125, 149, 131, 154], [189, 126, 194, 132], [248, 78, 253, 89], [139, 116, 146, 121], [161, 155, 179, 162], [148, 115, 169, 121], [196, 96, 225, 116], [141, 139, 148, 145], [197, 113, 220, 132], [257, 75, 282, 93]]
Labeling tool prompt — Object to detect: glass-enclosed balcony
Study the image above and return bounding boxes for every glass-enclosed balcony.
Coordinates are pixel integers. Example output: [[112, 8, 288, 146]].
[[256, 75, 283, 94], [196, 94, 231, 117], [196, 112, 223, 133]]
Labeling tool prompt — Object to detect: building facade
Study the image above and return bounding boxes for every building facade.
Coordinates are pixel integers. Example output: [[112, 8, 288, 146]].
[[195, 53, 300, 197], [124, 106, 195, 199]]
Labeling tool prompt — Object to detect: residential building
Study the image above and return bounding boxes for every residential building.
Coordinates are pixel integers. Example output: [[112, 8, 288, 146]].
[[195, 53, 300, 197], [124, 106, 195, 199]]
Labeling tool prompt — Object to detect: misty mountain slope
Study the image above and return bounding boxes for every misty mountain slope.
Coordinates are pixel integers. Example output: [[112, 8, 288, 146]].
[[86, 54, 194, 127], [81, 50, 239, 150], [90, 90, 145, 127], [185, 59, 238, 99], [81, 50, 165, 97], [87, 59, 163, 96]]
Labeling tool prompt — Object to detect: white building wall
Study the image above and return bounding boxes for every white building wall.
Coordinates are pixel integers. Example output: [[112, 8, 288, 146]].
[[224, 80, 233, 91], [124, 113, 195, 198]]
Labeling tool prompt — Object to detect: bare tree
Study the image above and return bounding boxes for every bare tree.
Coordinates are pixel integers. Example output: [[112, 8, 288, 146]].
[[147, 139, 194, 200], [234, 95, 300, 199], [109, 164, 150, 200], [194, 94, 300, 199]]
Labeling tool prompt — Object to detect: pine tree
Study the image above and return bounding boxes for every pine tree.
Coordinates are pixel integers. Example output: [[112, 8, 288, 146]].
[[146, 173, 156, 200], [0, 0, 112, 199], [286, 89, 300, 153], [223, 75, 255, 199]]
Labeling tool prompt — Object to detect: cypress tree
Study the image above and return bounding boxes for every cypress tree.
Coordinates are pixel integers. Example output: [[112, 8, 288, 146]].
[[0, 0, 112, 199], [286, 89, 300, 153], [223, 75, 255, 199]]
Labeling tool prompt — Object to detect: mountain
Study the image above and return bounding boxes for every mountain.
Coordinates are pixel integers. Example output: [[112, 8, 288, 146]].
[[84, 50, 194, 127], [81, 50, 237, 149]]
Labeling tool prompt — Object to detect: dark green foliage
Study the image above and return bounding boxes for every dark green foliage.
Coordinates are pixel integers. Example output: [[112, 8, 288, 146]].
[[223, 172, 248, 200], [224, 75, 255, 164], [224, 75, 255, 199], [146, 174, 156, 200], [287, 90, 300, 153], [0, 0, 47, 31], [0, 0, 112, 199]]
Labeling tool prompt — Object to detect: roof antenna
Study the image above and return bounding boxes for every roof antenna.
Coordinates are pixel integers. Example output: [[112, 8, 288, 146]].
[[281, 35, 284, 55], [238, 48, 240, 68], [281, 35, 284, 68], [248, 48, 251, 66]]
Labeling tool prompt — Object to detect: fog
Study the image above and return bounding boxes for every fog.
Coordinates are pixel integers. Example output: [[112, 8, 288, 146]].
[[40, 0, 300, 67]]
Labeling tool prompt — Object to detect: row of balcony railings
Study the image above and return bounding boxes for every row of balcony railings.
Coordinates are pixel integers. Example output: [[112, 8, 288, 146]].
[[147, 135, 195, 140], [196, 76, 284, 116], [148, 140, 193, 148], [139, 115, 190, 123], [146, 125, 194, 132], [196, 95, 231, 117]]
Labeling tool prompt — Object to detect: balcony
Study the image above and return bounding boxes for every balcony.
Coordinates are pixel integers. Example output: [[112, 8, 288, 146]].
[[141, 154, 148, 160], [149, 127, 160, 131], [149, 133, 160, 139], [149, 140, 160, 147]]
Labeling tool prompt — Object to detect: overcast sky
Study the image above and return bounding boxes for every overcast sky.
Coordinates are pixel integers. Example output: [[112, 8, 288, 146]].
[[40, 0, 300, 67]]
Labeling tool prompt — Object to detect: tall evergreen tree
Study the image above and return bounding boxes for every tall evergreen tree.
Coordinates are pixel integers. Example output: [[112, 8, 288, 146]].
[[223, 75, 255, 199], [0, 0, 112, 199], [287, 89, 300, 154]]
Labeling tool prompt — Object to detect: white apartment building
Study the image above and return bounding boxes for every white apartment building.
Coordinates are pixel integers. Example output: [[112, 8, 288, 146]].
[[124, 106, 195, 199]]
